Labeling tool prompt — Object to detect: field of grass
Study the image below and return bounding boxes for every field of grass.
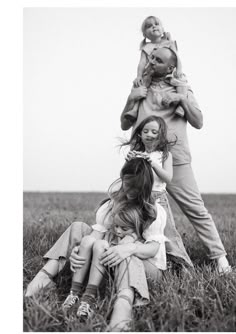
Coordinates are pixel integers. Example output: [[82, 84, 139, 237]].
[[23, 192, 236, 332]]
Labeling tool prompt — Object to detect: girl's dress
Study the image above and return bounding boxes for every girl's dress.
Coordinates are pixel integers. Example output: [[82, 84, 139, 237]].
[[147, 150, 193, 267], [44, 200, 167, 306]]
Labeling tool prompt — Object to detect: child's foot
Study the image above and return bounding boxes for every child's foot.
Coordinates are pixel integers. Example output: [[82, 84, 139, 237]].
[[25, 270, 55, 297], [216, 256, 232, 275], [76, 295, 96, 321], [62, 291, 79, 310]]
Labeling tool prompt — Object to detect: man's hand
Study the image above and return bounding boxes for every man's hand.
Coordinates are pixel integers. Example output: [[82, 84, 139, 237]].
[[162, 93, 185, 108], [99, 244, 136, 268], [69, 246, 86, 272], [130, 86, 148, 102]]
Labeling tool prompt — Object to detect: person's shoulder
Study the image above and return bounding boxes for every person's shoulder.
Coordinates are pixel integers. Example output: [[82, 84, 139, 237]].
[[96, 199, 111, 215], [150, 150, 163, 160]]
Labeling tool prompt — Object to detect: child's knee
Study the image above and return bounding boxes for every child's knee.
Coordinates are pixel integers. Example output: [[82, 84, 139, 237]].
[[80, 235, 96, 249], [93, 239, 109, 254]]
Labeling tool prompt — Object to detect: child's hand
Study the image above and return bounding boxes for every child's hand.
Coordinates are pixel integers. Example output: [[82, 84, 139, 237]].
[[141, 153, 153, 164], [133, 76, 143, 87], [69, 246, 86, 272], [130, 86, 148, 101], [163, 31, 172, 41], [162, 93, 185, 108], [126, 150, 137, 161]]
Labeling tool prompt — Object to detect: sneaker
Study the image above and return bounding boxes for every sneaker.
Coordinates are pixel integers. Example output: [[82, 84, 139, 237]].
[[77, 300, 94, 320], [62, 292, 79, 310]]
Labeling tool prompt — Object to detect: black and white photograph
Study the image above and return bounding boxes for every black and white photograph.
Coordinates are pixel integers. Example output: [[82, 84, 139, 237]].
[[21, 3, 236, 332]]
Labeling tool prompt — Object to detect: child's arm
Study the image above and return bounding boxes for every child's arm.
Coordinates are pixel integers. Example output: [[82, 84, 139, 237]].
[[133, 51, 148, 87], [148, 152, 173, 184]]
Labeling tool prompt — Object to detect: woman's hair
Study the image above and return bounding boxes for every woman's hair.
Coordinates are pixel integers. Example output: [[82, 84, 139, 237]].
[[140, 16, 164, 50], [111, 205, 144, 240], [98, 158, 157, 231], [122, 116, 176, 162]]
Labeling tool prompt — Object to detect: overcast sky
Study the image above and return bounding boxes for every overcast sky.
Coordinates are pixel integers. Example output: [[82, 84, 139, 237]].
[[23, 6, 236, 193]]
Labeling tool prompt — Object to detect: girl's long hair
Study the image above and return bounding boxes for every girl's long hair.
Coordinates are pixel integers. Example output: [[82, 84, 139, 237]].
[[139, 16, 164, 50], [97, 158, 157, 232], [122, 116, 176, 162]]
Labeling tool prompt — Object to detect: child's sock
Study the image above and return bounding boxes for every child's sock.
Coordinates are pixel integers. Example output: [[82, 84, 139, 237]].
[[83, 284, 98, 299], [71, 281, 84, 296]]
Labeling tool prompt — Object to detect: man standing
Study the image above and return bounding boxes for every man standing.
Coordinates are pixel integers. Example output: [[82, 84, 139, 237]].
[[120, 47, 231, 274]]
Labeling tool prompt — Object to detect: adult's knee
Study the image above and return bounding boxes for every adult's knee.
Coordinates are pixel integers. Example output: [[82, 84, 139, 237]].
[[70, 221, 91, 238]]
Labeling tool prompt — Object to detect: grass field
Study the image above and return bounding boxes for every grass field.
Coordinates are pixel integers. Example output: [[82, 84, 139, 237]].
[[23, 192, 236, 332]]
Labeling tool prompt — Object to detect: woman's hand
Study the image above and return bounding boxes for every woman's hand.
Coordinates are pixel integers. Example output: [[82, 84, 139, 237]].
[[99, 243, 136, 268], [69, 246, 86, 272]]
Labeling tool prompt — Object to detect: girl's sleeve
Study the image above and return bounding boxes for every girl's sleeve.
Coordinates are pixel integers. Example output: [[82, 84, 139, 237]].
[[92, 201, 111, 233], [142, 203, 168, 244]]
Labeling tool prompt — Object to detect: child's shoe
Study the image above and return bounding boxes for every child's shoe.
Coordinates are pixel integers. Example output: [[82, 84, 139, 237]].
[[62, 291, 79, 310], [77, 295, 96, 321]]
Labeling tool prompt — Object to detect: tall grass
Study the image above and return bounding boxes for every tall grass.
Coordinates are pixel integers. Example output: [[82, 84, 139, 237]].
[[23, 192, 236, 332]]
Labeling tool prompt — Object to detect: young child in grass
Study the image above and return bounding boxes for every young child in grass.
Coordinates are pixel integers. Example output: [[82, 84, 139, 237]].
[[62, 203, 155, 321], [26, 157, 169, 331], [125, 15, 187, 122], [123, 115, 193, 268]]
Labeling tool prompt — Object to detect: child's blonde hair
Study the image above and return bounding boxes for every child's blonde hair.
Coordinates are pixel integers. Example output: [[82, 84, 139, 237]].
[[112, 205, 144, 240], [140, 16, 164, 50]]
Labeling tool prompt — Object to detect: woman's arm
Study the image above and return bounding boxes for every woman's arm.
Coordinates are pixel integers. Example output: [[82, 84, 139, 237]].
[[132, 241, 160, 259], [118, 232, 138, 244], [150, 152, 173, 184], [99, 240, 159, 267]]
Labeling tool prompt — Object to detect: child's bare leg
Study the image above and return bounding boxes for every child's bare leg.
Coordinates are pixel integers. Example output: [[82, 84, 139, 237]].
[[62, 235, 96, 309], [76, 240, 109, 318], [72, 235, 96, 285], [109, 288, 134, 332], [87, 239, 109, 286]]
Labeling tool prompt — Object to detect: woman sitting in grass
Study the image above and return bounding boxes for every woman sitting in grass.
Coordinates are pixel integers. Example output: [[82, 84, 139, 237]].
[[26, 158, 168, 331]]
